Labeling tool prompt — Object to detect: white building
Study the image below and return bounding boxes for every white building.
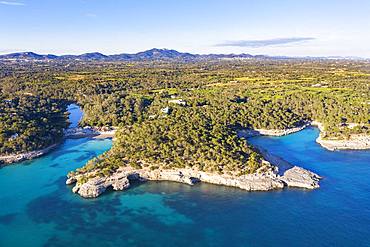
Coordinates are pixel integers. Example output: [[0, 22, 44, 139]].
[[168, 99, 187, 106], [9, 133, 19, 140], [161, 107, 171, 114]]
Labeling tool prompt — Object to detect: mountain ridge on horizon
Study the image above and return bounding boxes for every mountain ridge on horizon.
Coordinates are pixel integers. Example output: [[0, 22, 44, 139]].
[[0, 48, 365, 61]]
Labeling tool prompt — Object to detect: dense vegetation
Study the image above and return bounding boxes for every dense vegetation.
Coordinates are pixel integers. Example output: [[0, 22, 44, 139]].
[[1, 58, 369, 174], [112, 107, 261, 174], [0, 96, 68, 155]]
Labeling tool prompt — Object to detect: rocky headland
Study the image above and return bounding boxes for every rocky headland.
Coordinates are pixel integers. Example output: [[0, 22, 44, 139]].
[[312, 121, 370, 151], [66, 152, 321, 199], [316, 135, 370, 151]]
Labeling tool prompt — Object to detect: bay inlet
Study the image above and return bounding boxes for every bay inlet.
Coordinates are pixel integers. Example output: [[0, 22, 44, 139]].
[[0, 125, 369, 246]]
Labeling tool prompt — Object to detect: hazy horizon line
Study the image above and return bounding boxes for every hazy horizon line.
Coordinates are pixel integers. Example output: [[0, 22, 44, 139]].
[[0, 48, 368, 60]]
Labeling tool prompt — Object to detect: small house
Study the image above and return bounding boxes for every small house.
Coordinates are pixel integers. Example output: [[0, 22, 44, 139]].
[[9, 133, 19, 140], [168, 99, 187, 106], [161, 107, 171, 114]]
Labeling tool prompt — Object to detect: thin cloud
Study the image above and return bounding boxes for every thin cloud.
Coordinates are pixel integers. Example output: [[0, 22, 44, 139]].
[[0, 49, 18, 53], [216, 37, 315, 48], [85, 13, 97, 18], [0, 1, 25, 6]]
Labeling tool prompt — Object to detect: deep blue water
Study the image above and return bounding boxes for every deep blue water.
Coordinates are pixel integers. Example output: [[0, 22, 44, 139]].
[[0, 127, 369, 247]]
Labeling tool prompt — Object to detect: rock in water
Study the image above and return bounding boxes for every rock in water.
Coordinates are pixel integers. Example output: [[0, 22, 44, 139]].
[[66, 177, 77, 185], [108, 172, 130, 191], [281, 166, 321, 189], [77, 177, 108, 198]]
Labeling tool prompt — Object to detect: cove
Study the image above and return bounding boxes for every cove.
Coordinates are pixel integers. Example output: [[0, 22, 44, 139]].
[[0, 127, 369, 247], [66, 104, 83, 129]]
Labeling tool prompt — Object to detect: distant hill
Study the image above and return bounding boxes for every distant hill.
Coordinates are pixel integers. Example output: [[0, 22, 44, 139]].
[[59, 52, 108, 61], [1, 49, 364, 62], [0, 48, 272, 62], [133, 48, 197, 60], [0, 52, 58, 60]]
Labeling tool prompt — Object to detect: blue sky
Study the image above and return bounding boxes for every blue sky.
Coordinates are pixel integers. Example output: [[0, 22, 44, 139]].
[[1, 0, 370, 57]]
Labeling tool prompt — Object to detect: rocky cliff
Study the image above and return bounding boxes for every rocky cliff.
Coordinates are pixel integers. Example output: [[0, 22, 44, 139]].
[[67, 160, 321, 198]]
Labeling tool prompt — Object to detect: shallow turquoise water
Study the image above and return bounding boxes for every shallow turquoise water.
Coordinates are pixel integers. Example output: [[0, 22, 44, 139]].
[[0, 127, 369, 247]]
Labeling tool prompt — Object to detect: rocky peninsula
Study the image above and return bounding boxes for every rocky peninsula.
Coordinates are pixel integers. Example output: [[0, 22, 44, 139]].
[[311, 121, 370, 151], [66, 152, 321, 198], [316, 135, 370, 151]]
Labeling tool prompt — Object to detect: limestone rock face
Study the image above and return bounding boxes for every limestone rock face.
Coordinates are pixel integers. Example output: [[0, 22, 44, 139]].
[[133, 166, 286, 191], [281, 166, 321, 189], [68, 164, 293, 198], [139, 169, 201, 185], [66, 158, 321, 198], [77, 177, 107, 198], [66, 177, 77, 185], [312, 121, 370, 151], [316, 134, 370, 151], [72, 185, 80, 193], [108, 172, 130, 191], [70, 172, 132, 198]]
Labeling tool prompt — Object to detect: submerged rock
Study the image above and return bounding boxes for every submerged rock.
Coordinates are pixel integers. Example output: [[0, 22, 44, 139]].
[[281, 166, 321, 189]]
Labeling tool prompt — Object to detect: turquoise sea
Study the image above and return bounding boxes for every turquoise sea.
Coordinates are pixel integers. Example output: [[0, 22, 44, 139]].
[[0, 125, 370, 246]]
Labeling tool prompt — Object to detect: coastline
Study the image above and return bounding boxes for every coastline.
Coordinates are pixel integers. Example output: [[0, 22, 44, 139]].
[[0, 128, 116, 166], [311, 121, 370, 151], [93, 129, 116, 139], [238, 122, 370, 151], [66, 153, 321, 199], [251, 144, 294, 175], [3, 119, 368, 167], [64, 127, 116, 139], [237, 124, 309, 138], [0, 143, 59, 165]]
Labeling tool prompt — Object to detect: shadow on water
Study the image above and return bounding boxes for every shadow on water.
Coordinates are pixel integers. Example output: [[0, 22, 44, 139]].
[[44, 176, 68, 189], [0, 213, 18, 225], [49, 149, 80, 160], [25, 182, 209, 247], [73, 152, 98, 163], [42, 236, 68, 247]]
